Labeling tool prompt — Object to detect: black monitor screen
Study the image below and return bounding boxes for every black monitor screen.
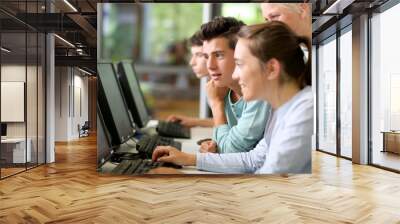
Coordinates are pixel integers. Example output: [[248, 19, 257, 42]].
[[1, 123, 7, 136], [97, 62, 133, 146], [97, 103, 112, 167], [117, 61, 150, 128]]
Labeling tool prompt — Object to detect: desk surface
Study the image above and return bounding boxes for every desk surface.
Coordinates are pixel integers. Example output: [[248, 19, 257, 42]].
[[381, 131, 400, 134], [1, 138, 28, 143]]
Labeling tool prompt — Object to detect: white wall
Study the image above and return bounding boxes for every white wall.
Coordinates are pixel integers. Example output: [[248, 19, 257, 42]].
[[54, 67, 89, 141], [1, 65, 39, 138], [72, 72, 89, 138], [55, 66, 69, 141], [1, 66, 26, 127], [1, 65, 26, 82], [1, 64, 46, 164]]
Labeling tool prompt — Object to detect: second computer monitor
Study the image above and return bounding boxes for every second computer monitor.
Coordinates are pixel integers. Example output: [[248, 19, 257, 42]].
[[117, 61, 150, 128]]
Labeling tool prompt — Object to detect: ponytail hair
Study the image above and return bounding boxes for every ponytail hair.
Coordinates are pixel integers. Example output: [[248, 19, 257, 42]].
[[297, 36, 311, 87], [237, 21, 311, 88]]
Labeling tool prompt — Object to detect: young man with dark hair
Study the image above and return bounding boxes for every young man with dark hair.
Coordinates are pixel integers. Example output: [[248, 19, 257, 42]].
[[196, 16, 270, 154], [169, 17, 270, 154], [197, 16, 270, 153]]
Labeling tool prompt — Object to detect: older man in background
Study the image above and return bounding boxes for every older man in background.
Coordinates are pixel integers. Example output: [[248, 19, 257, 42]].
[[261, 3, 311, 40]]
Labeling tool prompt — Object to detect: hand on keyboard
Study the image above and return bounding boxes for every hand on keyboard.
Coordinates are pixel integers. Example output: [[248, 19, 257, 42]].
[[199, 140, 217, 153], [152, 146, 196, 166]]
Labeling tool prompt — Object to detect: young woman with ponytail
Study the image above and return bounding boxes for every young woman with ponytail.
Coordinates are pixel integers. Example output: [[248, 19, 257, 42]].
[[151, 21, 313, 174]]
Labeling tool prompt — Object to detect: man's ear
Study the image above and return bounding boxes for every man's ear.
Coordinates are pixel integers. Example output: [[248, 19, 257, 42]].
[[265, 58, 281, 81]]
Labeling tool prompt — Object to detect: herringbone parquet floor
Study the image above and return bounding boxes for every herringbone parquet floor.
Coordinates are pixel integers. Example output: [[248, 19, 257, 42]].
[[1, 135, 400, 223]]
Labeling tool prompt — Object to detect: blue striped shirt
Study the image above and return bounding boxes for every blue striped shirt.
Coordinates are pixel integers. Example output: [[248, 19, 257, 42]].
[[199, 86, 313, 174]]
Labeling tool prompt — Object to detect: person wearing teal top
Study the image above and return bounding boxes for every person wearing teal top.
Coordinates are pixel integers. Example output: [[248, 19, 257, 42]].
[[213, 90, 269, 153], [166, 17, 270, 154], [198, 16, 270, 154]]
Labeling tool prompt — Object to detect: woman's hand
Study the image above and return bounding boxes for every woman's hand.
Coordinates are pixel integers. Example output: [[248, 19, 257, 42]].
[[152, 146, 196, 166], [199, 140, 218, 153]]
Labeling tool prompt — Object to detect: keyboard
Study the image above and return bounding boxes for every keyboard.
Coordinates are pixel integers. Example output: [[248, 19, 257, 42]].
[[111, 159, 181, 175], [136, 135, 182, 158], [157, 121, 191, 139]]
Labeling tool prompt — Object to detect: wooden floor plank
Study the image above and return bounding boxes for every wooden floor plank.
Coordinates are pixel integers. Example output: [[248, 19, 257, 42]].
[[0, 135, 400, 223]]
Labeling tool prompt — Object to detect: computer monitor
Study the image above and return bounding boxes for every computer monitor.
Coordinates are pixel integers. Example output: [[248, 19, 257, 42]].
[[97, 62, 134, 146], [97, 102, 113, 167], [116, 61, 151, 128], [1, 123, 7, 137]]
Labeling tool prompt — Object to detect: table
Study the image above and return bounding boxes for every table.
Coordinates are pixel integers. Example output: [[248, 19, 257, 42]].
[[1, 138, 32, 164], [381, 131, 400, 154]]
